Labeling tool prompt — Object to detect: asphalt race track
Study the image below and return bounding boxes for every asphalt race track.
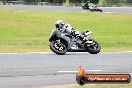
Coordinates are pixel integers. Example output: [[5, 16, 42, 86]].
[[0, 5, 132, 14], [0, 52, 132, 88]]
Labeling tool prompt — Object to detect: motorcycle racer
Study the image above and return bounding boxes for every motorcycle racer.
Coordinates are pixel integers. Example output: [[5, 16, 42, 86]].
[[55, 20, 93, 44], [55, 20, 80, 36], [88, 3, 94, 10]]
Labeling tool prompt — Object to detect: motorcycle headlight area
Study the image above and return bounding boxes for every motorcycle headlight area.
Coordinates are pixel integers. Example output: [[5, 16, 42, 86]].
[[75, 31, 80, 35]]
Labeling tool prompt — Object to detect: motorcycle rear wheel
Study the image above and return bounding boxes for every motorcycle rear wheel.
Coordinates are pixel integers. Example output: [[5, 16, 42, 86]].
[[99, 9, 103, 12], [87, 39, 101, 54]]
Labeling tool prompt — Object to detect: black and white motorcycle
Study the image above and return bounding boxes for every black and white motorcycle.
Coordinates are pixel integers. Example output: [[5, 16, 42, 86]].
[[49, 24, 101, 55]]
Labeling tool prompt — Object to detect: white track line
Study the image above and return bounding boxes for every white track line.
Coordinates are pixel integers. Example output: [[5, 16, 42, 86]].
[[104, 12, 132, 14], [0, 51, 132, 54], [57, 71, 78, 73], [57, 70, 103, 73], [0, 52, 52, 54]]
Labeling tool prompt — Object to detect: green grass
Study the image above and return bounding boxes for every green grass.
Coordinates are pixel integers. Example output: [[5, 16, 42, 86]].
[[0, 8, 132, 52], [72, 83, 132, 88]]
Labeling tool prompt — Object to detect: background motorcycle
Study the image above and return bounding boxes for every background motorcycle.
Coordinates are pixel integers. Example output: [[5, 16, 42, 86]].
[[82, 4, 102, 12], [49, 28, 101, 55]]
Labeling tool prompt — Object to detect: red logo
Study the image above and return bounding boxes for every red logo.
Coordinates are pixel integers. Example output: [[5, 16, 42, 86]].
[[76, 66, 131, 85]]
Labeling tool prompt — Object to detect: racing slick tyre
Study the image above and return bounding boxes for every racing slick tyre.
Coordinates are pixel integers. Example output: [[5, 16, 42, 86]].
[[90, 9, 94, 12], [82, 6, 85, 9], [50, 41, 67, 55], [87, 39, 101, 54], [76, 75, 86, 86], [82, 6, 88, 9], [99, 9, 103, 12]]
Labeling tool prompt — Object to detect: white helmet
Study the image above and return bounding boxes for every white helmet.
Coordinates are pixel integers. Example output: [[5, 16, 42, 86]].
[[63, 24, 72, 30], [55, 20, 65, 29]]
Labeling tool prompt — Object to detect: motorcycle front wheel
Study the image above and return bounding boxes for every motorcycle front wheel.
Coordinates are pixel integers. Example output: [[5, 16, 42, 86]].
[[87, 39, 101, 54], [50, 41, 67, 55]]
